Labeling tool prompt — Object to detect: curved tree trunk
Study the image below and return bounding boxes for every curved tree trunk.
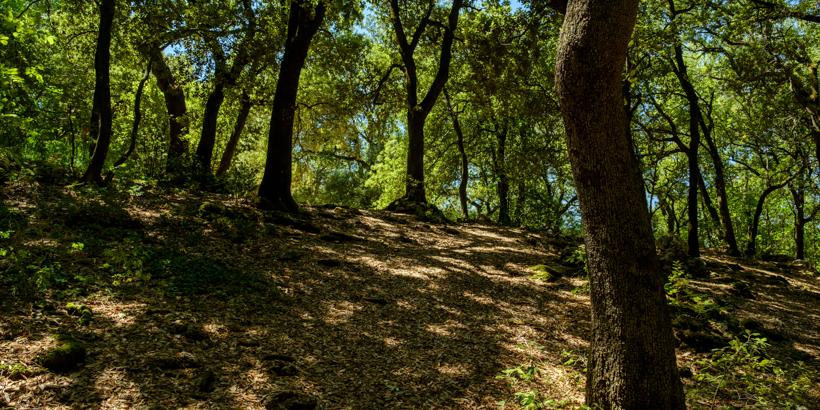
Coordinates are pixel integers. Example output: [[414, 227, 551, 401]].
[[746, 171, 801, 255], [443, 87, 469, 219], [553, 0, 686, 407], [112, 55, 154, 169], [216, 90, 253, 178], [701, 119, 740, 255], [195, 82, 226, 173], [258, 0, 326, 213], [151, 52, 189, 169], [80, 0, 115, 185]]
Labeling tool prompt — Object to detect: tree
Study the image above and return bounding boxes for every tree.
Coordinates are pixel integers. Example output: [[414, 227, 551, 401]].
[[387, 0, 463, 203], [550, 0, 686, 407], [258, 0, 327, 212], [80, 0, 115, 184]]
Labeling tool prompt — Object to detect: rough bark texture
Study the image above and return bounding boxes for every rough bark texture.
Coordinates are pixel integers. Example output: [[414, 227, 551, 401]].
[[80, 0, 115, 185], [216, 90, 253, 178], [554, 0, 686, 408], [389, 0, 463, 202], [151, 52, 189, 164], [258, 0, 325, 213], [444, 88, 469, 218], [791, 187, 807, 260], [195, 81, 226, 172]]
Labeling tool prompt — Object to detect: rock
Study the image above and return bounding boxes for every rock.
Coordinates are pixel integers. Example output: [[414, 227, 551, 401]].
[[37, 334, 86, 372], [278, 251, 305, 262], [197, 368, 215, 392], [685, 258, 709, 278], [0, 363, 33, 380], [265, 390, 317, 410], [656, 234, 688, 266], [199, 202, 224, 218], [673, 315, 704, 332], [677, 330, 727, 353], [290, 220, 320, 234], [148, 352, 200, 370], [730, 282, 756, 299], [679, 366, 693, 378], [727, 263, 743, 272], [762, 254, 794, 263], [528, 265, 561, 282], [741, 318, 761, 330], [319, 232, 356, 242], [65, 303, 93, 326], [764, 275, 790, 287], [317, 259, 342, 267]]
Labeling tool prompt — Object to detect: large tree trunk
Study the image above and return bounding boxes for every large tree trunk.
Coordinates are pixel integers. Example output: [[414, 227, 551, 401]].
[[216, 91, 253, 178], [195, 81, 226, 173], [151, 52, 189, 167], [258, 0, 326, 213], [496, 125, 510, 225], [80, 0, 115, 184], [444, 87, 468, 218], [553, 0, 686, 408]]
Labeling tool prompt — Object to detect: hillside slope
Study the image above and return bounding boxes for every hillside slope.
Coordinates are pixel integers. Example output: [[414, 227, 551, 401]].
[[0, 182, 818, 409]]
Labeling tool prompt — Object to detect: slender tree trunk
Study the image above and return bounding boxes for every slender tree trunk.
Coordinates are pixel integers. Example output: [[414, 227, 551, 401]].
[[151, 52, 189, 166], [553, 0, 686, 407], [745, 171, 800, 255], [113, 55, 153, 168], [696, 171, 720, 223], [216, 90, 253, 178], [701, 123, 740, 255], [195, 81, 226, 173], [443, 87, 468, 218], [791, 187, 806, 259], [258, 0, 326, 213], [80, 0, 115, 185], [496, 125, 510, 225]]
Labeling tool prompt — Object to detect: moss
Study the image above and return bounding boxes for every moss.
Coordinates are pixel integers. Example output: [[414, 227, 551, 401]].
[[37, 334, 86, 372], [66, 303, 92, 325], [528, 265, 561, 282], [0, 362, 33, 380]]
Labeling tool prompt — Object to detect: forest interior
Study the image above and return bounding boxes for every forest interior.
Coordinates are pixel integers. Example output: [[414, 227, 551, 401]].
[[2, 0, 820, 409]]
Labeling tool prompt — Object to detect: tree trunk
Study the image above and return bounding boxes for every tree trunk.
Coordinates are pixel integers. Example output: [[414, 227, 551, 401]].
[[113, 55, 153, 168], [443, 87, 468, 218], [553, 0, 686, 408], [258, 0, 326, 213], [746, 172, 800, 255], [151, 52, 189, 166], [80, 0, 115, 184], [791, 187, 806, 260], [496, 125, 510, 225], [195, 81, 226, 173], [701, 121, 740, 255], [216, 90, 253, 178], [405, 111, 427, 202], [390, 0, 463, 203]]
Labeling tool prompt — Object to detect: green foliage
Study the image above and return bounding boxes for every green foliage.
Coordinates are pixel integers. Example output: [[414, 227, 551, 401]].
[[496, 342, 587, 409], [665, 261, 723, 318], [689, 331, 816, 409]]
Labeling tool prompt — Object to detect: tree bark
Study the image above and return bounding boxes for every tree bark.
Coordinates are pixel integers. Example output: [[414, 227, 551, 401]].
[[195, 81, 226, 172], [790, 187, 807, 259], [496, 124, 510, 225], [258, 0, 326, 213], [216, 90, 253, 178], [700, 112, 740, 255], [113, 55, 153, 168], [443, 87, 469, 218], [553, 0, 686, 408], [746, 171, 801, 255], [80, 0, 115, 185], [389, 0, 464, 202], [151, 52, 189, 166]]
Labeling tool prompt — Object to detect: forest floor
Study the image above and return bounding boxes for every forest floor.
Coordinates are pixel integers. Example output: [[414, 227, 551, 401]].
[[1, 180, 819, 409]]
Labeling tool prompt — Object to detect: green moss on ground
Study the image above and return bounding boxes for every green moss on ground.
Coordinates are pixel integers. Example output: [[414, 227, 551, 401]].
[[528, 265, 561, 282], [0, 362, 33, 380], [37, 334, 86, 372]]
